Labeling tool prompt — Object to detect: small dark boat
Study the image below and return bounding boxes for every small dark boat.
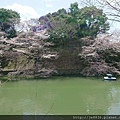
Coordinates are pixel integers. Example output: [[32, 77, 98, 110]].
[[104, 74, 116, 81]]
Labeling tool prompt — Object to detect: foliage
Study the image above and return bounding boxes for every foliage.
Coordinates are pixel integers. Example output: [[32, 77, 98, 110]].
[[79, 0, 120, 23], [39, 2, 109, 46], [15, 18, 40, 32], [0, 8, 20, 38], [79, 34, 120, 76]]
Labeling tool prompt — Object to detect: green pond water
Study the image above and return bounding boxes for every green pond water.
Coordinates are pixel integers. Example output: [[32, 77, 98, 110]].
[[0, 76, 120, 115]]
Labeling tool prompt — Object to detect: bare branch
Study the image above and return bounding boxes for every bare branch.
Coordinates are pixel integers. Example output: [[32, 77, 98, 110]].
[[105, 12, 120, 17], [106, 0, 120, 12], [108, 18, 120, 22]]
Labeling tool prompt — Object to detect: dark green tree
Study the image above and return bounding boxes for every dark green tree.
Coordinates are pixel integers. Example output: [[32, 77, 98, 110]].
[[67, 3, 109, 37], [40, 2, 109, 46], [78, 6, 109, 37], [0, 8, 20, 38]]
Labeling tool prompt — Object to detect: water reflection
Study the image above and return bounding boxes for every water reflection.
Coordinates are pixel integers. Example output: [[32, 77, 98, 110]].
[[107, 87, 120, 115], [0, 77, 120, 115]]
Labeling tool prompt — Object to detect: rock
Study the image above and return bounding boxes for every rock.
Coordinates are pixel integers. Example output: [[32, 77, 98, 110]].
[[0, 30, 58, 79], [42, 54, 58, 59]]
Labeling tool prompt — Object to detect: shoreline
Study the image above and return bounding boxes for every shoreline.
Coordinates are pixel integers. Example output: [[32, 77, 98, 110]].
[[0, 75, 119, 82]]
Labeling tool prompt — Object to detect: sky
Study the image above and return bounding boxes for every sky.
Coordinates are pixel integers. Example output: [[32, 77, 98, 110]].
[[0, 0, 120, 31], [0, 0, 79, 20]]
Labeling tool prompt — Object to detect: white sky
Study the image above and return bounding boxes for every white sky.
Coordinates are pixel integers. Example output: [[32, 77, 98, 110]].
[[0, 0, 79, 20]]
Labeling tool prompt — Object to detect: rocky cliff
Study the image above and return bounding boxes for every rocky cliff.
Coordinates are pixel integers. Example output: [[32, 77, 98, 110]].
[[0, 31, 119, 79], [0, 30, 58, 78]]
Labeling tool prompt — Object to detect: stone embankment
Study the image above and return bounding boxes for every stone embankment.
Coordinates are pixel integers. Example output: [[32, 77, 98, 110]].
[[0, 30, 58, 78], [0, 31, 119, 79]]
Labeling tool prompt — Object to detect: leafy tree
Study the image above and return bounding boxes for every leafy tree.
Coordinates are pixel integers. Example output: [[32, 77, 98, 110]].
[[67, 3, 109, 37], [79, 34, 120, 76], [77, 6, 109, 37], [79, 0, 120, 23], [43, 2, 109, 46], [15, 18, 40, 32], [0, 8, 20, 38]]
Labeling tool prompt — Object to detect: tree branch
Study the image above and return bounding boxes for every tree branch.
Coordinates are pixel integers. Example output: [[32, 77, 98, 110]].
[[108, 18, 120, 22], [106, 12, 120, 18], [106, 0, 120, 12]]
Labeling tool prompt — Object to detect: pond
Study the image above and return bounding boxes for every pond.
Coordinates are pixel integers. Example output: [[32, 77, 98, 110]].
[[0, 76, 120, 115]]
